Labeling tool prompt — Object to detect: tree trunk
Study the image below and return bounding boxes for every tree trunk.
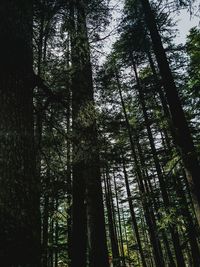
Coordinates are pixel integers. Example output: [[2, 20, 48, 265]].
[[121, 156, 148, 267], [70, 1, 109, 266], [103, 170, 120, 266], [131, 58, 186, 267], [0, 1, 41, 266], [141, 0, 200, 224], [42, 194, 49, 267], [115, 70, 164, 267], [113, 172, 126, 267], [65, 36, 72, 267], [135, 136, 176, 267]]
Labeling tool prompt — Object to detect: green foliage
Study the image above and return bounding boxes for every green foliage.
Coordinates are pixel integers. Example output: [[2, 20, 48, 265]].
[[186, 27, 200, 96]]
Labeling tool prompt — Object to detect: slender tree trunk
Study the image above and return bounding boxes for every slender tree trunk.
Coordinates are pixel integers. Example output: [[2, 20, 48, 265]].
[[65, 36, 72, 267], [55, 198, 59, 267], [50, 205, 54, 267], [108, 169, 121, 256], [103, 170, 120, 266], [147, 51, 173, 150], [146, 54, 200, 264], [42, 194, 49, 267], [115, 70, 164, 267], [121, 207, 131, 267], [141, 0, 200, 224], [131, 58, 186, 267], [42, 168, 51, 267], [174, 173, 200, 266], [136, 137, 176, 267], [121, 156, 147, 267], [113, 172, 126, 267]]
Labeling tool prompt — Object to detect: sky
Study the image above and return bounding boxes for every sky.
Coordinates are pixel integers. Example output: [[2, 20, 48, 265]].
[[175, 9, 200, 44], [97, 0, 200, 63]]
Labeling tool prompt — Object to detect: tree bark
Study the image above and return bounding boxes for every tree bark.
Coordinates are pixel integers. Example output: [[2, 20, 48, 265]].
[[0, 1, 41, 266], [70, 1, 109, 266], [141, 0, 200, 224]]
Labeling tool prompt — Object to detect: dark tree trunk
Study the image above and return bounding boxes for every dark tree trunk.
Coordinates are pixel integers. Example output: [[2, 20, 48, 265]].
[[70, 1, 109, 267], [113, 172, 126, 267], [176, 173, 200, 266], [141, 0, 200, 224], [115, 70, 164, 267], [65, 37, 72, 267], [49, 203, 54, 267], [42, 194, 49, 267], [69, 2, 87, 266], [131, 58, 186, 267], [55, 198, 59, 267], [0, 2, 41, 266], [146, 38, 200, 266], [121, 207, 131, 267], [121, 156, 147, 267], [103, 170, 120, 266], [135, 137, 176, 267]]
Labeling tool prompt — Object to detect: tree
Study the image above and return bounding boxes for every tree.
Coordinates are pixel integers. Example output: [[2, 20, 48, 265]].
[[140, 0, 200, 225], [0, 0, 199, 266], [0, 1, 40, 266], [186, 27, 200, 99], [70, 1, 109, 266]]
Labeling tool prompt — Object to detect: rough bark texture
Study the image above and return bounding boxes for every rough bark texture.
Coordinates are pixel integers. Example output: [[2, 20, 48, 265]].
[[0, 1, 41, 266], [71, 1, 109, 267]]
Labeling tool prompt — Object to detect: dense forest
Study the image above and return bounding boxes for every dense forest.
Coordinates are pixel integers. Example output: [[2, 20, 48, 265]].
[[0, 0, 200, 266]]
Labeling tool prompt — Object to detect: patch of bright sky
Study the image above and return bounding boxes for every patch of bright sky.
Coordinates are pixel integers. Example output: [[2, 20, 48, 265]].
[[175, 8, 200, 44], [97, 0, 200, 64]]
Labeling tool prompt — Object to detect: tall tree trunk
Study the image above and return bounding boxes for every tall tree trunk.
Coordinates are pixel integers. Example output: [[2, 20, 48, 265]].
[[69, 2, 87, 266], [121, 156, 148, 267], [113, 172, 126, 267], [141, 0, 200, 224], [70, 1, 109, 266], [135, 137, 176, 267], [42, 194, 49, 267], [175, 172, 200, 266], [146, 49, 200, 265], [115, 70, 164, 267], [0, 1, 41, 266], [65, 36, 72, 267], [49, 202, 54, 267], [131, 58, 186, 267], [103, 170, 120, 266], [42, 168, 51, 267], [0, 0, 40, 267], [121, 207, 131, 267]]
